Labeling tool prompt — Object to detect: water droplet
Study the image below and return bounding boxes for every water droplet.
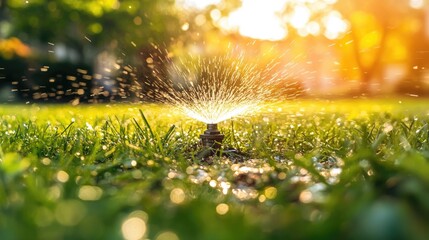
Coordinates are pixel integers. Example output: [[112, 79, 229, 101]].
[[122, 216, 147, 240], [170, 188, 185, 204], [56, 170, 69, 183], [41, 157, 51, 165], [181, 22, 190, 31], [78, 185, 103, 201], [299, 190, 313, 203], [209, 180, 217, 187], [156, 231, 180, 240], [216, 203, 229, 215], [264, 186, 277, 199], [277, 172, 286, 180]]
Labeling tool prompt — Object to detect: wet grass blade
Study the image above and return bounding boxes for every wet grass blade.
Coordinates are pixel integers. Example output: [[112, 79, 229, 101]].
[[59, 121, 74, 136], [161, 125, 176, 147], [139, 109, 155, 139]]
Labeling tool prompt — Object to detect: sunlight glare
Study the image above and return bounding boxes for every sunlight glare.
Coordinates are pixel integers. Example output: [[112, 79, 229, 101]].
[[179, 0, 347, 41], [306, 22, 321, 36], [177, 0, 222, 9], [323, 11, 349, 40], [220, 0, 288, 41], [290, 6, 311, 29], [218, 0, 347, 41], [410, 0, 424, 9]]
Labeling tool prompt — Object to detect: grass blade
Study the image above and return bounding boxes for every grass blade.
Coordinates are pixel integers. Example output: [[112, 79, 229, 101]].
[[139, 109, 155, 139]]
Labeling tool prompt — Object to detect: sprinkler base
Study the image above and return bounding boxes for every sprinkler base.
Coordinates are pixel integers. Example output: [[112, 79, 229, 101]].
[[197, 123, 224, 161], [197, 124, 248, 162], [200, 123, 224, 149]]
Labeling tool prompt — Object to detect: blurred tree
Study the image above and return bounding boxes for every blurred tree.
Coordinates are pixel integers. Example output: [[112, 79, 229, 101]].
[[0, 0, 182, 102], [401, 7, 429, 95], [169, 0, 241, 56], [5, 0, 181, 63], [335, 0, 413, 94], [0, 0, 6, 18]]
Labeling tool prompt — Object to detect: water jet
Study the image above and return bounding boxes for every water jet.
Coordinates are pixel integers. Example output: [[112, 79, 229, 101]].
[[147, 50, 303, 161]]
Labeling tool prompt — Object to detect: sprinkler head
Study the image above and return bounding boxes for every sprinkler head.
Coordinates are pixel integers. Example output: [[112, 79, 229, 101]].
[[200, 123, 224, 150], [197, 123, 247, 162]]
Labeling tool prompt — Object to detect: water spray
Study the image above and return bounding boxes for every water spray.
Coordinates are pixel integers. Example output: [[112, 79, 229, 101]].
[[147, 49, 304, 161]]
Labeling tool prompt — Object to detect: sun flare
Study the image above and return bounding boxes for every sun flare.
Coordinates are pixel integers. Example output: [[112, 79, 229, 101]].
[[219, 0, 288, 41], [176, 0, 222, 9], [180, 0, 349, 41]]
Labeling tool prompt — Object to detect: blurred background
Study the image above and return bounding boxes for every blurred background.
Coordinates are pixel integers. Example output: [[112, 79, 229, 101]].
[[1, 0, 429, 103]]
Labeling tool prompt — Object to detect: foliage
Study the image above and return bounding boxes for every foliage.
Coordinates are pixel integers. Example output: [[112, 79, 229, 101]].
[[5, 0, 181, 61], [334, 0, 418, 93], [0, 100, 429, 239], [0, 37, 31, 59]]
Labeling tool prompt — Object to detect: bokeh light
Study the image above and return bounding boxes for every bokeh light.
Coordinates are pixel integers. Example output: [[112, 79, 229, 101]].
[[264, 186, 278, 200], [220, 0, 288, 41], [410, 0, 424, 9], [56, 170, 69, 183], [121, 212, 147, 240], [156, 231, 180, 240], [323, 11, 349, 39], [177, 0, 221, 9], [78, 185, 103, 201], [299, 190, 313, 203], [210, 0, 349, 40], [216, 203, 229, 215], [170, 188, 186, 204]]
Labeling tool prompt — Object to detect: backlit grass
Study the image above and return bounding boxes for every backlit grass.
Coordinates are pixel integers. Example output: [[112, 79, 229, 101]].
[[1, 99, 429, 240]]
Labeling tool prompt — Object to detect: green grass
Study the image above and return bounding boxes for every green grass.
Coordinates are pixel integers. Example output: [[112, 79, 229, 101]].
[[1, 99, 429, 240]]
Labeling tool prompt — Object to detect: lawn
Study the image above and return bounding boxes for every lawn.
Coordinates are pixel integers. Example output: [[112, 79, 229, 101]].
[[1, 99, 429, 240]]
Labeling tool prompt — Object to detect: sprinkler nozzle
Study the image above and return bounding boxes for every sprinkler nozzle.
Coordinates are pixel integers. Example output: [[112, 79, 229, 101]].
[[200, 123, 224, 150], [197, 123, 246, 162]]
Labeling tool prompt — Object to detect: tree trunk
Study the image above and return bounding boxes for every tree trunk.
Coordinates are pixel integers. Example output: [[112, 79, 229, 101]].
[[351, 20, 389, 95], [406, 9, 429, 95]]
